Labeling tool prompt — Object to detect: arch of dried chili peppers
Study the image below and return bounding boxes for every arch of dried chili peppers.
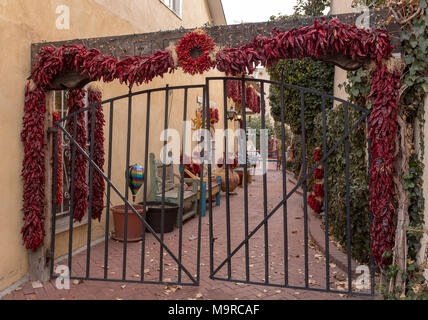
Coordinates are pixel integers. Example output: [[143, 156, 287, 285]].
[[23, 18, 397, 268]]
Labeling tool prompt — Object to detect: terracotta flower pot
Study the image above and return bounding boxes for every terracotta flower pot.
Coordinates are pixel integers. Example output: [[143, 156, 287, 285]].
[[111, 204, 145, 242], [216, 166, 240, 193]]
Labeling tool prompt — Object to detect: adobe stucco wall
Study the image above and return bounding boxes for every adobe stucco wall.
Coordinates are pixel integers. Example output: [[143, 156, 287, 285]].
[[0, 0, 225, 291], [330, 0, 354, 105]]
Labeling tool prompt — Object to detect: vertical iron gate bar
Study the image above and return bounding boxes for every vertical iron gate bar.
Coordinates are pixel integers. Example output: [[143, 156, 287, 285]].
[[141, 92, 151, 282], [68, 113, 78, 277], [122, 87, 133, 281], [321, 94, 331, 291], [300, 90, 309, 288], [241, 76, 250, 283], [50, 127, 59, 277], [104, 101, 114, 280], [222, 79, 232, 280], [280, 83, 289, 286], [261, 81, 270, 284], [202, 84, 210, 281], [178, 88, 188, 283], [206, 85, 214, 283], [86, 99, 96, 278], [160, 85, 169, 282], [344, 103, 352, 293]]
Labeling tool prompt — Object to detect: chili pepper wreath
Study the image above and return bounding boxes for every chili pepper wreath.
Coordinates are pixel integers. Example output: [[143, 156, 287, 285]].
[[175, 29, 217, 75]]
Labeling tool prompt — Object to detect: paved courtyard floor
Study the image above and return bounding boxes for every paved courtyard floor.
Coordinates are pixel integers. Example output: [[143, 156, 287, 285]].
[[2, 164, 373, 300]]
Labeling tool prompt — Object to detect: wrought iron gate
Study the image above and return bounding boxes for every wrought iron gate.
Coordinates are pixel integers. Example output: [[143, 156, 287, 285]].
[[50, 76, 375, 296], [205, 76, 375, 297], [50, 84, 207, 286]]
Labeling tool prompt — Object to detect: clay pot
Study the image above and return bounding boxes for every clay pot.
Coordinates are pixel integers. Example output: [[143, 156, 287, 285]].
[[111, 205, 145, 242], [216, 166, 240, 193]]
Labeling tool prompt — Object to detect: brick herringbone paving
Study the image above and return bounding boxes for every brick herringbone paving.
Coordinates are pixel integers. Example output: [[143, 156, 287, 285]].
[[2, 163, 372, 300]]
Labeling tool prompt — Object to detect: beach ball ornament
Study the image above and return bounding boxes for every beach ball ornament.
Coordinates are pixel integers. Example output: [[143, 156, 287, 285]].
[[128, 165, 144, 202]]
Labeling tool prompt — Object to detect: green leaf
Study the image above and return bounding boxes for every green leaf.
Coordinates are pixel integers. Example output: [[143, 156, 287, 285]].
[[405, 55, 415, 65], [410, 40, 418, 48]]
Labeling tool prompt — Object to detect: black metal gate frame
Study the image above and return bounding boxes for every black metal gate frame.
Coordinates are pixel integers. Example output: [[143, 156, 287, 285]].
[[49, 76, 375, 296], [205, 76, 376, 297], [50, 85, 208, 286]]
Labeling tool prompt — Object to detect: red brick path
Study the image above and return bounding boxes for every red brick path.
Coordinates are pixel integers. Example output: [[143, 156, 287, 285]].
[[2, 164, 372, 300]]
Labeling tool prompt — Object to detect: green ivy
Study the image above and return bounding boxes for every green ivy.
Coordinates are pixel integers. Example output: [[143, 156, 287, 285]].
[[380, 0, 428, 300], [268, 58, 334, 178], [313, 106, 371, 263], [404, 155, 425, 261]]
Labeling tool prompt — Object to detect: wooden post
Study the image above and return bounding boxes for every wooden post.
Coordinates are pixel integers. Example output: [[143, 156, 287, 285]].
[[28, 91, 54, 282]]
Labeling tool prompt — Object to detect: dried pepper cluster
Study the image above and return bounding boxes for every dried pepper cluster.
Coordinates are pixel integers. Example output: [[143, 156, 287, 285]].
[[88, 89, 106, 222], [308, 148, 324, 214], [210, 107, 220, 125], [226, 80, 261, 114], [175, 30, 216, 75], [216, 18, 391, 75], [21, 84, 47, 251], [52, 112, 63, 206], [67, 89, 88, 223], [31, 45, 175, 88], [368, 66, 401, 267]]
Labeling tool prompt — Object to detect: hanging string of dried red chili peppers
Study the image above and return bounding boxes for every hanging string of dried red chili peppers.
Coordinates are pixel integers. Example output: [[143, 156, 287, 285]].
[[21, 84, 47, 251], [25, 17, 398, 268], [226, 80, 261, 114], [52, 112, 63, 206], [87, 88, 105, 222], [308, 148, 324, 214], [67, 89, 88, 223], [368, 65, 400, 267]]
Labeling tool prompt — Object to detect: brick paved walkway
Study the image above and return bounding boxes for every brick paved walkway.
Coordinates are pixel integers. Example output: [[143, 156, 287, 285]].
[[2, 163, 372, 300]]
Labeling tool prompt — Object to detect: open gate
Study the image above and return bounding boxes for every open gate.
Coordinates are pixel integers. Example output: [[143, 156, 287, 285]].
[[205, 76, 375, 297], [49, 76, 375, 296], [50, 84, 208, 286]]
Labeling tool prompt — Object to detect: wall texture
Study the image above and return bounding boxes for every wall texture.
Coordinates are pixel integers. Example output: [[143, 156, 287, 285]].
[[0, 0, 224, 292], [330, 0, 354, 106]]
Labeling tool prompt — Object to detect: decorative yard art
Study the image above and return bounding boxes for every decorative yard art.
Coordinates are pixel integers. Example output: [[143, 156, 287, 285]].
[[23, 18, 399, 268]]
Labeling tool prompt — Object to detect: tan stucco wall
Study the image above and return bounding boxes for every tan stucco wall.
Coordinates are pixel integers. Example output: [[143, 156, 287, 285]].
[[330, 0, 354, 106], [0, 0, 223, 291]]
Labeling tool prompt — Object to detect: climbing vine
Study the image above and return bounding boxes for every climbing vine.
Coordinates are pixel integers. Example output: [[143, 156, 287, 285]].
[[352, 0, 428, 299]]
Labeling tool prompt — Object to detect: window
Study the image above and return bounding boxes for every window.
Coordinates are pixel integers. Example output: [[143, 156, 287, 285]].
[[53, 90, 89, 233], [160, 0, 182, 18]]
